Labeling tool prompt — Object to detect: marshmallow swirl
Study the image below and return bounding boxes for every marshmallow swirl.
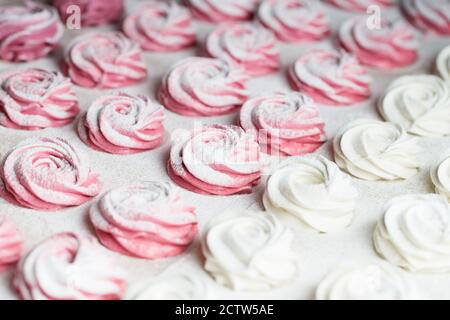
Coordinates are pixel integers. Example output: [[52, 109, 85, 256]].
[[63, 32, 147, 89], [158, 57, 249, 116], [374, 194, 450, 273], [0, 137, 101, 211], [168, 124, 261, 195], [239, 92, 326, 156], [185, 0, 260, 22], [326, 0, 395, 12], [436, 45, 450, 83], [431, 156, 450, 202], [14, 232, 126, 300], [0, 68, 79, 130], [339, 16, 418, 69], [257, 0, 330, 42], [90, 181, 198, 259], [78, 93, 164, 154], [333, 119, 421, 181], [379, 75, 450, 137], [123, 1, 196, 52], [0, 2, 63, 62], [401, 0, 450, 35], [205, 23, 280, 77], [201, 210, 299, 291], [289, 49, 371, 106], [0, 215, 22, 272]]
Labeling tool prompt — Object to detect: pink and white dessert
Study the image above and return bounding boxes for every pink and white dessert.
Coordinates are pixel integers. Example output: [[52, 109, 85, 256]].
[[326, 0, 395, 12], [78, 93, 164, 155], [0, 2, 63, 62], [168, 124, 261, 195], [239, 92, 326, 156], [53, 0, 123, 27], [14, 232, 126, 300], [257, 0, 330, 42], [339, 16, 419, 70], [204, 23, 280, 77], [158, 57, 248, 116], [123, 1, 196, 52], [90, 181, 198, 259], [288, 49, 372, 106], [0, 137, 101, 211], [401, 0, 450, 35], [0, 68, 79, 130], [63, 32, 147, 89], [0, 215, 22, 272], [185, 0, 260, 22]]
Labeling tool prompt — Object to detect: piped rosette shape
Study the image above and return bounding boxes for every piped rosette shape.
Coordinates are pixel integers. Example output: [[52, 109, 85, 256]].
[[185, 0, 260, 22], [401, 0, 450, 35], [0, 215, 22, 272], [436, 45, 450, 83], [326, 0, 395, 12], [431, 156, 450, 201]]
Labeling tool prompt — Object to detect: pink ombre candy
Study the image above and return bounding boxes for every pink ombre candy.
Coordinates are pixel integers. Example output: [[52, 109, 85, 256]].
[[123, 1, 196, 52], [0, 68, 79, 130], [288, 49, 372, 106], [401, 0, 450, 35], [0, 137, 101, 211], [257, 0, 330, 43], [14, 232, 126, 300], [53, 0, 123, 27], [185, 0, 260, 22], [339, 16, 419, 70], [158, 57, 249, 116], [78, 93, 164, 155], [240, 92, 326, 156], [205, 23, 280, 77], [0, 215, 22, 272], [326, 0, 394, 11], [90, 181, 198, 259], [63, 32, 147, 89], [0, 2, 63, 62], [168, 124, 262, 195]]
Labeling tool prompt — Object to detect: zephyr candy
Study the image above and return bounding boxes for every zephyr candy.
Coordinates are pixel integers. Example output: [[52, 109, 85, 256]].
[[185, 0, 260, 22], [401, 0, 450, 35], [0, 215, 22, 272]]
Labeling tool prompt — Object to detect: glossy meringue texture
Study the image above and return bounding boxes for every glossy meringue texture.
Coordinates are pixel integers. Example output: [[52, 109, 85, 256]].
[[374, 194, 450, 273], [158, 57, 249, 116], [257, 0, 330, 43], [63, 32, 147, 89], [201, 209, 299, 291], [401, 0, 450, 35], [239, 92, 326, 156], [185, 0, 260, 22], [53, 0, 123, 27], [325, 0, 395, 12], [0, 137, 101, 211], [430, 156, 450, 202], [90, 181, 198, 259], [263, 155, 358, 233], [204, 22, 280, 77], [14, 232, 127, 300], [333, 119, 421, 181], [168, 124, 262, 195], [379, 75, 450, 137], [0, 2, 63, 62], [78, 93, 164, 154], [0, 215, 22, 272], [0, 68, 79, 130], [436, 45, 450, 83], [123, 1, 196, 52]]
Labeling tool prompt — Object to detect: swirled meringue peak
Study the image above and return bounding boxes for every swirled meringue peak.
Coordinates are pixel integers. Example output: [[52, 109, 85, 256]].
[[0, 137, 101, 211], [158, 57, 249, 116], [201, 209, 299, 291], [401, 0, 450, 35], [289, 49, 371, 106], [263, 155, 358, 233], [316, 263, 417, 300], [90, 181, 198, 259], [257, 0, 330, 43], [168, 124, 262, 195], [339, 15, 419, 70], [78, 93, 164, 155], [431, 156, 450, 201], [436, 45, 450, 83], [123, 1, 196, 52], [374, 194, 450, 273], [185, 0, 260, 22], [63, 32, 147, 89], [379, 75, 450, 137], [326, 0, 395, 12], [333, 119, 421, 181], [0, 68, 79, 130], [14, 232, 126, 300], [239, 92, 326, 156], [0, 215, 22, 272], [53, 0, 123, 27], [205, 23, 280, 77]]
